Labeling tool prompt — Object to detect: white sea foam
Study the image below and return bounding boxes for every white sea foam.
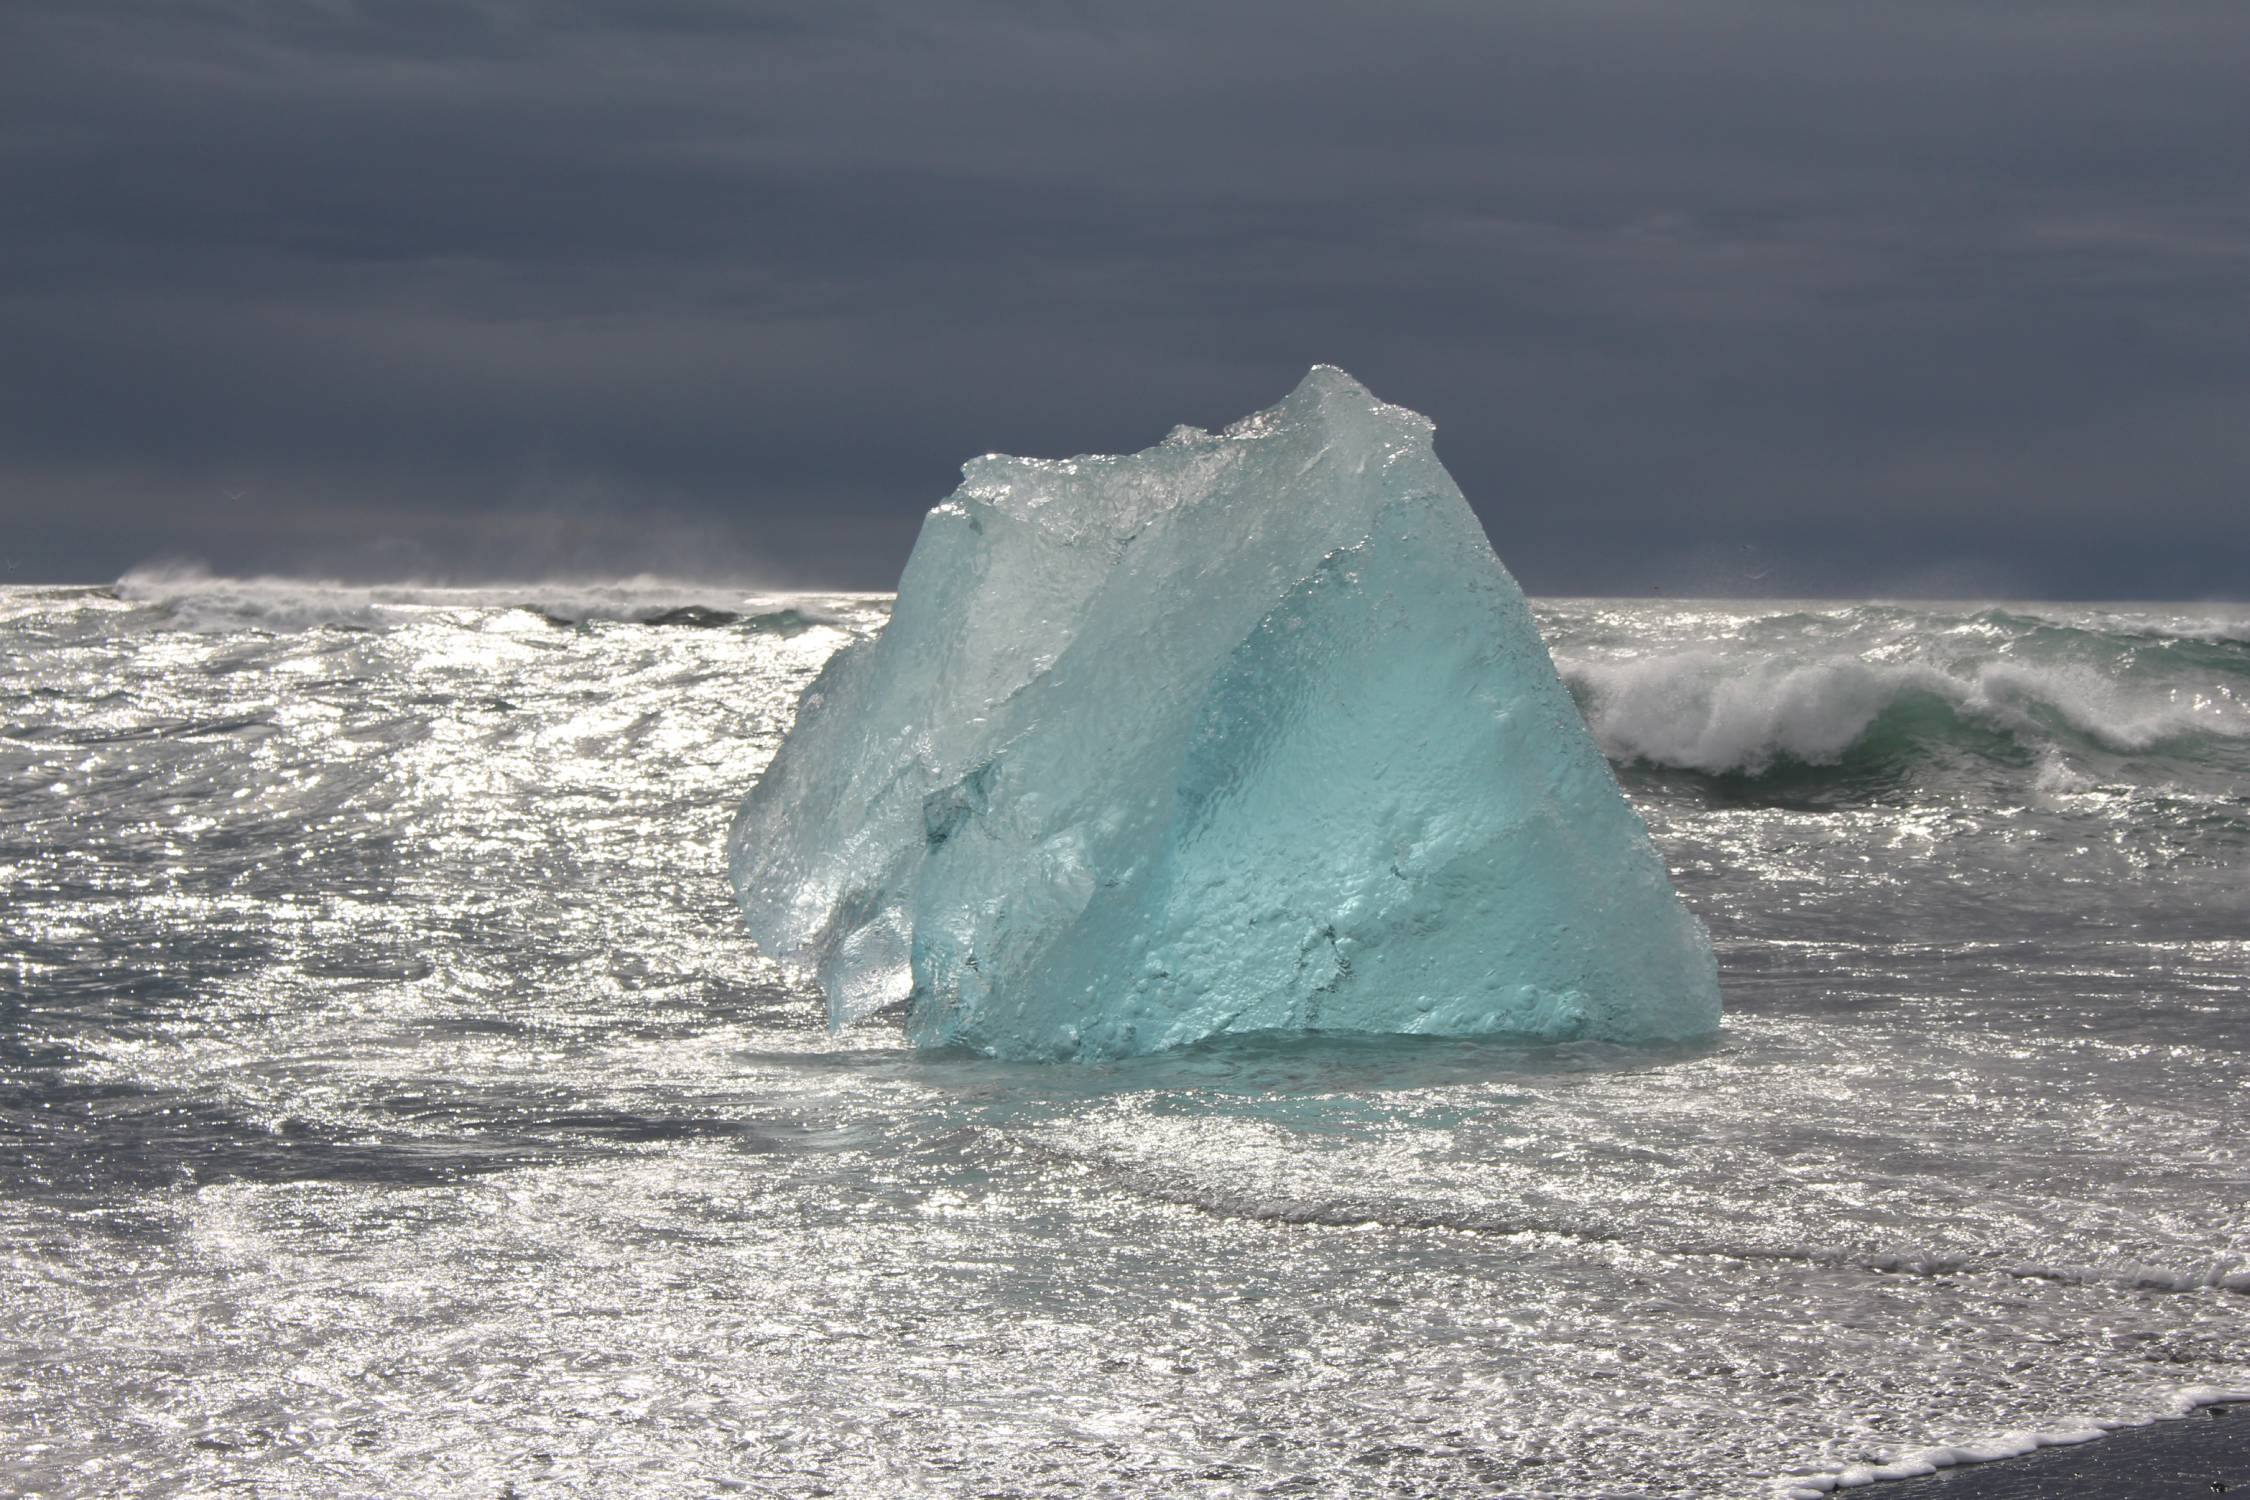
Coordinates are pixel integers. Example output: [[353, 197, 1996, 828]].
[[1768, 1383, 2250, 1497], [2025, 604, 2250, 645], [1560, 650, 2248, 775], [111, 565, 882, 634]]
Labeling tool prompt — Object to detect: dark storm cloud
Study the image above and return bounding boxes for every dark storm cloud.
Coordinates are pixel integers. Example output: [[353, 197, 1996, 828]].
[[2, 0, 2246, 592]]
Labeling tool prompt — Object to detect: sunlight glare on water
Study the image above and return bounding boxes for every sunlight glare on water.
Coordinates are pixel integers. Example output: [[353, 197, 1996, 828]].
[[1, 584, 2245, 1498]]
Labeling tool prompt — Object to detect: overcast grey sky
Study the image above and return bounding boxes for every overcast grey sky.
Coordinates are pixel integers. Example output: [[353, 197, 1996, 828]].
[[2, 1, 2245, 594]]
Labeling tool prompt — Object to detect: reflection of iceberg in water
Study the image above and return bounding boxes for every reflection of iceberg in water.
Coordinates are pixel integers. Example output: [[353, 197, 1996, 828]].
[[728, 367, 1721, 1059]]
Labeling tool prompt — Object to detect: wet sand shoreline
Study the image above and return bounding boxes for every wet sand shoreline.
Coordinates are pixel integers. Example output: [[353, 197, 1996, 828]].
[[1862, 1403, 2244, 1497]]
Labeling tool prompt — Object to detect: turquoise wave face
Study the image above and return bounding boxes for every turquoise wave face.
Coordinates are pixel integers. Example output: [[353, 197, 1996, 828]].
[[1546, 600, 2250, 811]]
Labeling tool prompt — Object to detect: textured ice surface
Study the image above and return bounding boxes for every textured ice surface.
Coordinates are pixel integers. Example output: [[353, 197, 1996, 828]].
[[728, 367, 1720, 1058]]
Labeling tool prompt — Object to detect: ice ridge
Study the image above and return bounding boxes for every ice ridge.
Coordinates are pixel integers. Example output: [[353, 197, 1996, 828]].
[[728, 367, 1721, 1058]]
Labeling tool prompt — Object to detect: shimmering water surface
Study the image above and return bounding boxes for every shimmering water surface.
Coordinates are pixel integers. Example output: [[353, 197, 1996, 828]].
[[4, 578, 2246, 1499]]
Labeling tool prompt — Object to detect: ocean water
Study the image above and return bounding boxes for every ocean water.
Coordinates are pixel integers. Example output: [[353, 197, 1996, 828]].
[[3, 575, 2245, 1499]]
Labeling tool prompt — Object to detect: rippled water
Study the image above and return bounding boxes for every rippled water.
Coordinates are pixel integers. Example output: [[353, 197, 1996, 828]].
[[4, 580, 2246, 1499]]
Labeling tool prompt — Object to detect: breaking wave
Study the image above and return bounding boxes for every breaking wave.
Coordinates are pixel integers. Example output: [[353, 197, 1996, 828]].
[[1543, 601, 2250, 803], [1561, 652, 2249, 777], [109, 566, 882, 636]]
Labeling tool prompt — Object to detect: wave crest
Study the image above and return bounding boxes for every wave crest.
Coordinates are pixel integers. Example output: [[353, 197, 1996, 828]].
[[1561, 651, 2248, 777], [111, 566, 880, 635]]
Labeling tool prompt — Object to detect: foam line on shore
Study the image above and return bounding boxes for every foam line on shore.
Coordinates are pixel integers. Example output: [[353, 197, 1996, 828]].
[[1767, 1385, 2250, 1497]]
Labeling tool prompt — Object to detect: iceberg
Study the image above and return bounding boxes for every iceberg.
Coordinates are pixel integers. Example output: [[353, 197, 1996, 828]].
[[728, 367, 1720, 1058]]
